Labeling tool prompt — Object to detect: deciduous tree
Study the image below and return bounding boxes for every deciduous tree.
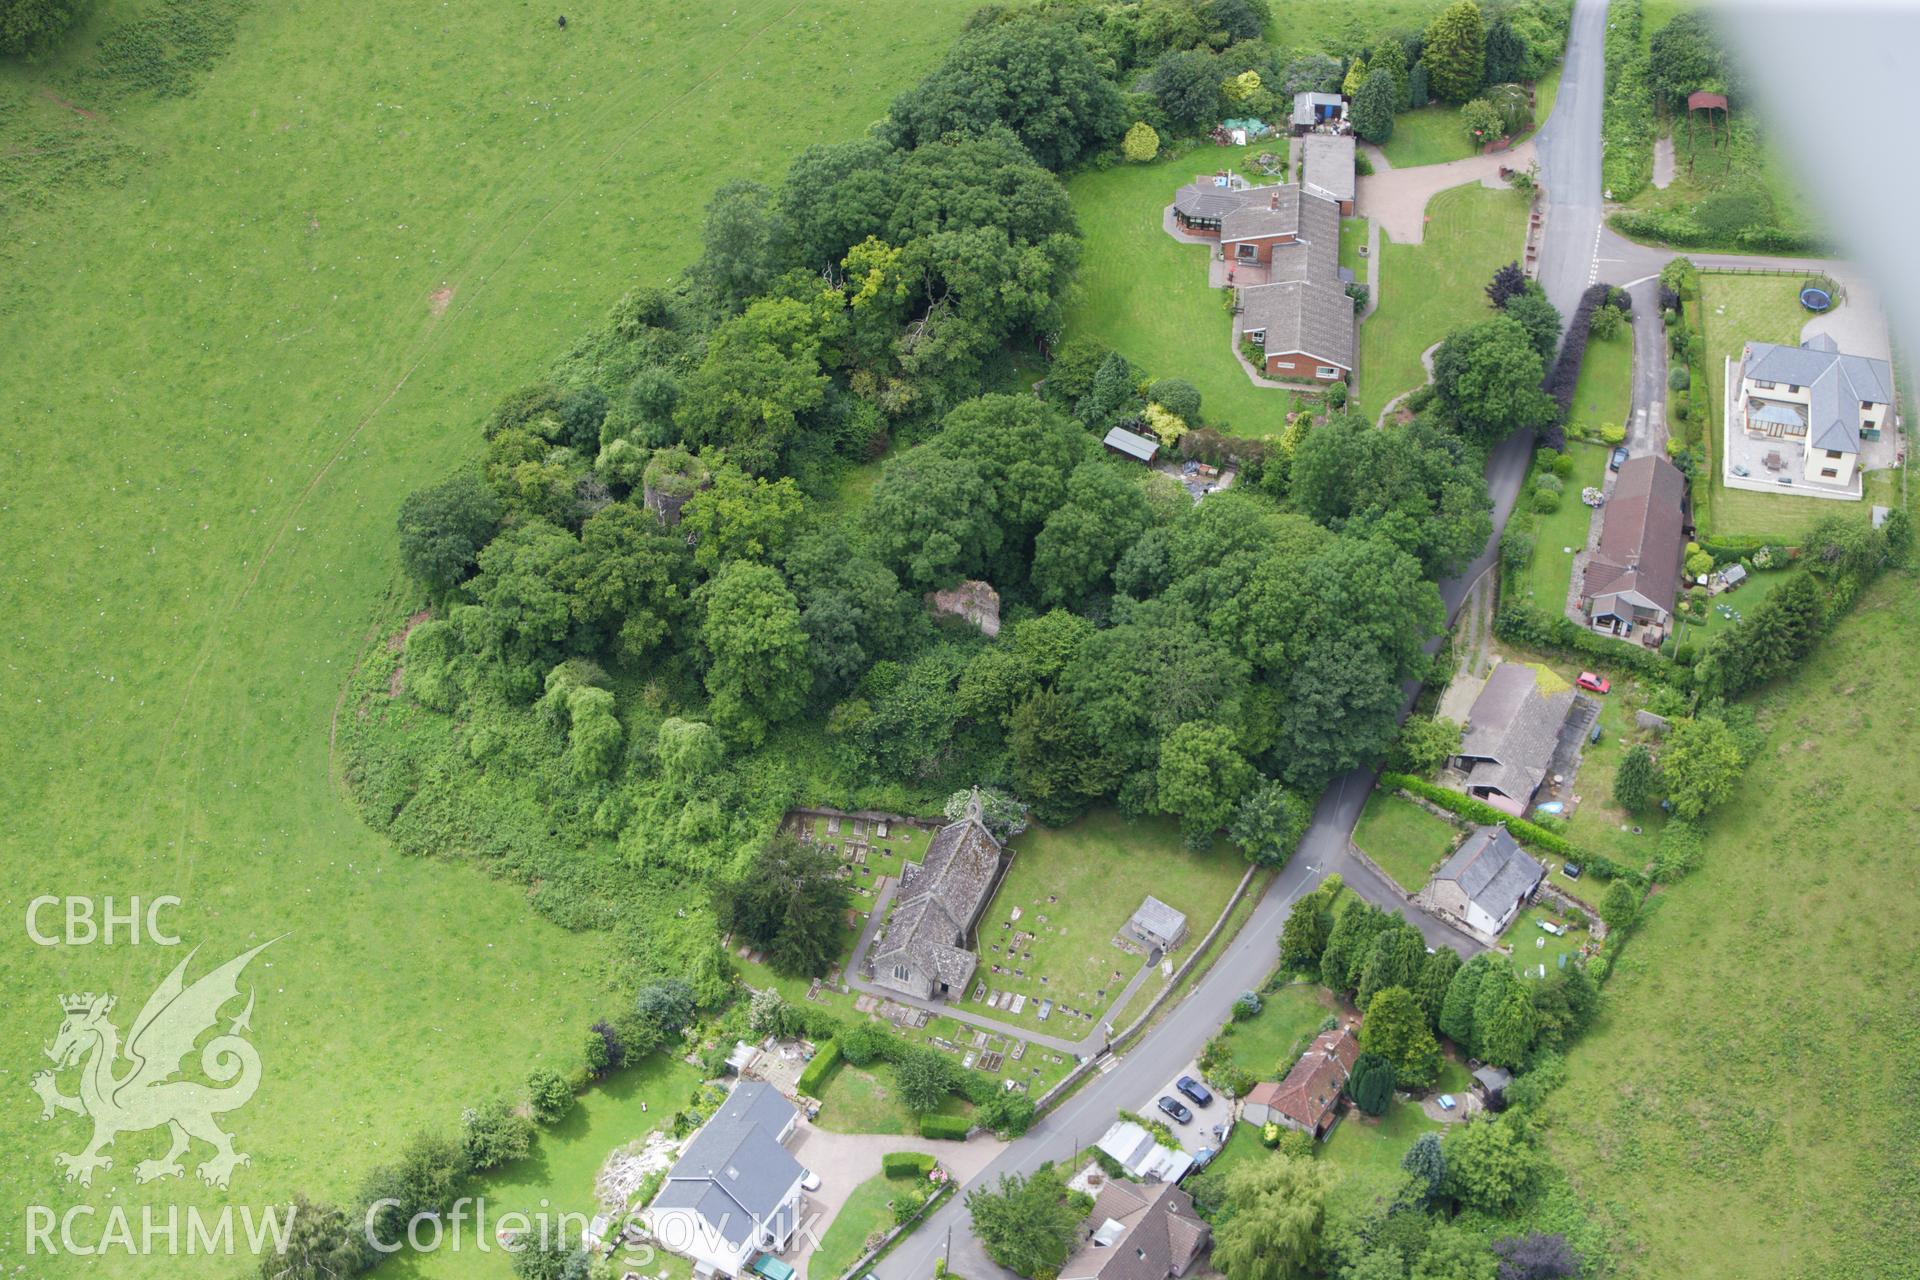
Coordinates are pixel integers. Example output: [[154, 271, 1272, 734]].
[[715, 835, 849, 978], [1156, 720, 1255, 850], [1229, 779, 1315, 866], [1360, 986, 1442, 1088], [398, 471, 503, 595], [1209, 1156, 1332, 1280], [966, 1171, 1091, 1278], [697, 561, 811, 744]]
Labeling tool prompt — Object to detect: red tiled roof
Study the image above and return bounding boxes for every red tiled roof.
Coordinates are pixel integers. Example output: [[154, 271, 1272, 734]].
[[1268, 1027, 1360, 1132]]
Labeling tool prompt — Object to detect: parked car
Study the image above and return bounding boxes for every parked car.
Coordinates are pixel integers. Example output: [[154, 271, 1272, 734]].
[[1576, 671, 1611, 694], [1609, 446, 1629, 471], [800, 1169, 821, 1192], [1438, 1094, 1458, 1111], [1157, 1095, 1194, 1125], [1175, 1075, 1213, 1108]]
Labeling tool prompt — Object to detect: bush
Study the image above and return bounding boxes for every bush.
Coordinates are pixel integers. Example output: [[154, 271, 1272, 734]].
[[1599, 423, 1626, 445], [1549, 451, 1575, 479], [1232, 991, 1263, 1020], [1149, 377, 1203, 421], [883, 1151, 938, 1178], [526, 1067, 574, 1125], [1600, 0, 1652, 200], [1530, 488, 1561, 514], [1326, 380, 1350, 410], [839, 1020, 898, 1066], [919, 1113, 972, 1141], [1652, 818, 1706, 881], [1534, 472, 1564, 496], [1500, 523, 1535, 573], [1668, 365, 1690, 391], [1122, 121, 1160, 162], [797, 1039, 842, 1096], [977, 1088, 1038, 1137]]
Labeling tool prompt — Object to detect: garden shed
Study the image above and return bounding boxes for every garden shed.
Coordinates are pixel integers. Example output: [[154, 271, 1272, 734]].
[[1124, 895, 1188, 951]]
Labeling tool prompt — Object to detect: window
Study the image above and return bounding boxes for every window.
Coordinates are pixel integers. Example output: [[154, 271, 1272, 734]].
[[1820, 468, 1839, 478], [1863, 400, 1877, 410], [1787, 384, 1801, 393], [1315, 366, 1341, 379], [892, 964, 909, 980], [1245, 327, 1266, 344], [1826, 449, 1843, 459], [1754, 380, 1776, 390]]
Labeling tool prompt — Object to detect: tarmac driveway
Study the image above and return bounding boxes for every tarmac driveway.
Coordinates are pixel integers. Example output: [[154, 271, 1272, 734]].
[[1136, 1060, 1231, 1156], [784, 1121, 1004, 1278]]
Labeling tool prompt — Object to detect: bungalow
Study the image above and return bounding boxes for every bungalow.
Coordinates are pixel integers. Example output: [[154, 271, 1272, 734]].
[[1300, 133, 1357, 215], [1060, 1180, 1210, 1280], [1242, 1025, 1360, 1140], [1736, 334, 1892, 492], [1425, 826, 1544, 938], [642, 1081, 805, 1278], [1451, 662, 1573, 814], [868, 793, 1003, 1001], [1583, 454, 1687, 635]]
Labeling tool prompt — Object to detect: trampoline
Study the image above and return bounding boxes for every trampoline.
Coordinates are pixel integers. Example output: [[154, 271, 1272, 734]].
[[1799, 285, 1833, 312]]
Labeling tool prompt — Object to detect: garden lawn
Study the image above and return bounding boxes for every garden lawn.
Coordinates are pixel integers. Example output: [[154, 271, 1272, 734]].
[[1568, 329, 1633, 434], [1671, 564, 1801, 648], [1361, 185, 1528, 413], [1518, 444, 1609, 613], [1549, 575, 1920, 1279], [1697, 274, 1857, 540], [1219, 983, 1337, 1079], [809, 1170, 935, 1280], [1064, 140, 1303, 436], [385, 1056, 701, 1279], [1380, 104, 1475, 169], [967, 810, 1248, 1038], [1318, 1098, 1442, 1214], [1352, 791, 1459, 893], [1505, 904, 1589, 977], [0, 2, 973, 1274], [813, 1063, 973, 1138]]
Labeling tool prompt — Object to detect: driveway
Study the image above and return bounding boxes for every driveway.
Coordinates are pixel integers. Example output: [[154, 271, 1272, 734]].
[[786, 1120, 1004, 1279], [1136, 1062, 1229, 1156], [1355, 140, 1535, 244]]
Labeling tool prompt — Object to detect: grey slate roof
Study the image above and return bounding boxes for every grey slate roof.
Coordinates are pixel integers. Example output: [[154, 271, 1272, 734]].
[[1129, 895, 1187, 941], [1459, 663, 1573, 804], [1061, 1180, 1210, 1280], [1435, 827, 1544, 921], [1220, 187, 1301, 241], [871, 810, 1002, 995], [1745, 338, 1893, 454], [1300, 133, 1356, 203], [1172, 178, 1268, 222], [1584, 454, 1687, 619], [652, 1081, 801, 1250], [1238, 280, 1356, 369]]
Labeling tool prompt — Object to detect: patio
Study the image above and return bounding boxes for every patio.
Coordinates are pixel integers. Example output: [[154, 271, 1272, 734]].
[[1722, 356, 1901, 502]]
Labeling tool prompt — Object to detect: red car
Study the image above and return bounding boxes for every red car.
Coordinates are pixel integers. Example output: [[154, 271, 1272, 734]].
[[1576, 672, 1611, 694]]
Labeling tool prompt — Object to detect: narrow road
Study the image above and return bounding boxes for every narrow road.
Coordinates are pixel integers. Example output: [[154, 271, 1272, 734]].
[[873, 9, 1616, 1275]]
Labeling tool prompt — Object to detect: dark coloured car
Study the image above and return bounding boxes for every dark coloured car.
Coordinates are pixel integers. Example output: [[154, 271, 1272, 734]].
[[1609, 446, 1630, 471], [1156, 1095, 1193, 1125], [1175, 1075, 1213, 1108]]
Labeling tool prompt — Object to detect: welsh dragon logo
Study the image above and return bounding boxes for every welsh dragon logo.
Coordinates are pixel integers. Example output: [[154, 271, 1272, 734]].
[[31, 940, 277, 1190]]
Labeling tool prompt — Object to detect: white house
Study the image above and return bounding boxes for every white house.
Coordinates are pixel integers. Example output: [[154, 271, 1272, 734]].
[[1423, 826, 1545, 938], [1095, 1119, 1193, 1183], [642, 1081, 805, 1277], [1735, 334, 1893, 494]]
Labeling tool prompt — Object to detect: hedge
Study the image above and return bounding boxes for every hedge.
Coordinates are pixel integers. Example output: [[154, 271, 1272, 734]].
[[1493, 603, 1680, 681], [1543, 283, 1615, 428], [1599, 0, 1652, 201], [883, 1151, 938, 1178], [1608, 210, 1827, 256], [1380, 774, 1579, 859], [919, 1113, 971, 1141], [797, 1039, 842, 1096]]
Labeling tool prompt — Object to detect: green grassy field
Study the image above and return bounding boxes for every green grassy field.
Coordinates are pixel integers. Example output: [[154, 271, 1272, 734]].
[[1320, 1096, 1443, 1214], [1548, 574, 1920, 1279], [1568, 328, 1634, 434], [383, 1056, 701, 1279], [1362, 185, 1527, 413], [1352, 791, 1459, 893], [1380, 104, 1475, 169], [1672, 565, 1801, 647], [1063, 142, 1303, 437], [0, 1, 972, 1273], [1267, 0, 1448, 55], [1518, 444, 1609, 612], [967, 810, 1248, 1038], [1696, 274, 1866, 539], [1220, 983, 1337, 1079]]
